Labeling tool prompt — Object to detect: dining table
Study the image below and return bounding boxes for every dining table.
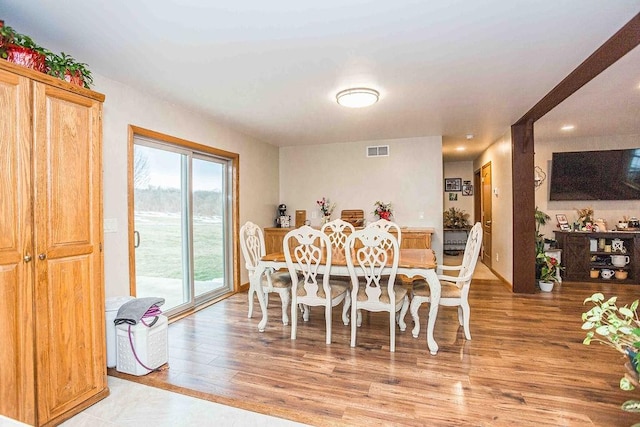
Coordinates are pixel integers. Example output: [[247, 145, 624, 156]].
[[249, 247, 442, 355]]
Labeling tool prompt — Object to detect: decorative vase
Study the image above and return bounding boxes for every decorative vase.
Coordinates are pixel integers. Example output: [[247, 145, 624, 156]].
[[379, 211, 391, 221], [6, 45, 47, 73], [538, 280, 554, 292], [321, 215, 331, 225]]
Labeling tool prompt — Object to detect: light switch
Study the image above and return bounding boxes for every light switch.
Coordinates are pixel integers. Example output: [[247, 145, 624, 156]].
[[104, 218, 118, 233]]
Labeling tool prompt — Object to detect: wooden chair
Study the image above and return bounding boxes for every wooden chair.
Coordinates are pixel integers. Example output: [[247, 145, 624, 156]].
[[410, 222, 483, 340], [284, 226, 350, 344], [240, 221, 292, 325], [345, 227, 409, 352]]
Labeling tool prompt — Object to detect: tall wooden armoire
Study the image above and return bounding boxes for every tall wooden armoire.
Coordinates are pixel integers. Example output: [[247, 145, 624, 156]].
[[0, 60, 108, 426]]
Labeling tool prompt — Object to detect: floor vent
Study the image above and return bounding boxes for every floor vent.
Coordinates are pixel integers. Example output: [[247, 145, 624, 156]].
[[366, 145, 389, 157]]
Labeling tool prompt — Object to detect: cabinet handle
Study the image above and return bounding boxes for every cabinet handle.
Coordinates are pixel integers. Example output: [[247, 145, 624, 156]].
[[24, 254, 32, 262], [38, 253, 46, 260], [134, 230, 140, 248]]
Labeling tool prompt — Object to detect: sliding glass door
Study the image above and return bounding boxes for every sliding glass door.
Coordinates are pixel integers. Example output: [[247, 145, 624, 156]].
[[132, 136, 233, 315]]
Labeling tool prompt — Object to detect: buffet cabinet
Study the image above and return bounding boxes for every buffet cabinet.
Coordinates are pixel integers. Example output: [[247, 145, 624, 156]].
[[0, 61, 107, 425], [264, 226, 434, 254], [554, 231, 640, 284]]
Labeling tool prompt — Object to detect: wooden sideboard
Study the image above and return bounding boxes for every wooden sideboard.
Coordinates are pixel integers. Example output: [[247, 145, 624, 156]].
[[264, 227, 434, 254], [554, 231, 640, 284]]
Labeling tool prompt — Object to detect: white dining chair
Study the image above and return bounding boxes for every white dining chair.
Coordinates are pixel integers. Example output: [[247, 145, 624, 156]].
[[366, 218, 402, 248], [320, 218, 355, 282], [240, 221, 292, 325], [346, 227, 409, 352], [284, 225, 350, 344], [410, 222, 483, 340]]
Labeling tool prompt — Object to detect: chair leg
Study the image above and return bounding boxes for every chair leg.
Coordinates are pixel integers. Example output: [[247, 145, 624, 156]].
[[247, 285, 255, 319], [389, 310, 396, 352], [350, 302, 358, 347], [325, 304, 332, 345], [302, 304, 310, 321], [409, 296, 424, 338], [264, 291, 270, 308], [290, 295, 298, 340], [356, 309, 362, 327], [459, 303, 472, 340]]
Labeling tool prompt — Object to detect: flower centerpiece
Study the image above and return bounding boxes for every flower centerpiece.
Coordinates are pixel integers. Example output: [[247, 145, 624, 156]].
[[373, 201, 393, 221], [576, 207, 594, 230], [317, 197, 336, 223], [582, 293, 640, 413]]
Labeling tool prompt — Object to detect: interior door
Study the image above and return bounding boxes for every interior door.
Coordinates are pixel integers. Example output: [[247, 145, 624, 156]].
[[481, 162, 492, 267]]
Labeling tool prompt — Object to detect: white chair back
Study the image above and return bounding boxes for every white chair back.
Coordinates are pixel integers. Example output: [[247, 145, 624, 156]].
[[366, 219, 401, 249], [346, 227, 399, 305], [283, 225, 332, 305], [240, 221, 265, 273], [321, 218, 355, 251], [457, 222, 483, 290]]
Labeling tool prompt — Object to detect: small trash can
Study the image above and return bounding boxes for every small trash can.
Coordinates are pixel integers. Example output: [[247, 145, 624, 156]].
[[105, 296, 134, 368], [116, 315, 168, 376]]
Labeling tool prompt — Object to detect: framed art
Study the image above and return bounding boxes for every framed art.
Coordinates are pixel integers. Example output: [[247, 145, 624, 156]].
[[462, 184, 473, 196], [445, 178, 462, 192], [556, 214, 570, 231], [449, 192, 458, 201]]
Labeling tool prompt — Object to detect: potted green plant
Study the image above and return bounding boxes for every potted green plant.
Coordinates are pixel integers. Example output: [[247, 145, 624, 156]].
[[582, 293, 640, 413], [0, 22, 47, 73], [443, 207, 469, 229], [536, 252, 561, 291], [45, 51, 94, 88]]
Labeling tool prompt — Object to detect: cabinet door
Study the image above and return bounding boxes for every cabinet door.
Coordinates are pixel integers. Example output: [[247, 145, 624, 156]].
[[32, 83, 106, 423], [0, 69, 36, 424], [564, 234, 590, 281]]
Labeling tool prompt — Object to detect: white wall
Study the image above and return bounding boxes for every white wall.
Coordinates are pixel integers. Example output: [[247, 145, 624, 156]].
[[443, 161, 475, 222], [474, 131, 513, 283], [535, 134, 640, 238], [279, 136, 444, 259], [95, 74, 280, 298]]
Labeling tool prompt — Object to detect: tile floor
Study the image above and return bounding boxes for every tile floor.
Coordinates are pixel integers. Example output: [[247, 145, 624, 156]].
[[0, 376, 307, 427], [64, 377, 308, 427]]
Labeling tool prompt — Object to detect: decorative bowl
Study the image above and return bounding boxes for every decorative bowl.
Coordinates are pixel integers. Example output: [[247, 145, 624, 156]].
[[615, 270, 628, 280]]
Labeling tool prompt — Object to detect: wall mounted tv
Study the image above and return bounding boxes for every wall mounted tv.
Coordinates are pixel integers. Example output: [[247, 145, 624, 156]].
[[549, 149, 640, 201]]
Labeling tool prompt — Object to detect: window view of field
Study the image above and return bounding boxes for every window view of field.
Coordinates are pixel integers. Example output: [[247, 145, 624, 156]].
[[134, 145, 227, 310]]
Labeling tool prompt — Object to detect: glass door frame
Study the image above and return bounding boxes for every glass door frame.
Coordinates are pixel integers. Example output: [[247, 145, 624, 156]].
[[127, 125, 240, 318]]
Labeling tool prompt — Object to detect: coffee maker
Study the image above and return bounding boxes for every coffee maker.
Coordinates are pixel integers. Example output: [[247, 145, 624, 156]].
[[275, 203, 290, 228]]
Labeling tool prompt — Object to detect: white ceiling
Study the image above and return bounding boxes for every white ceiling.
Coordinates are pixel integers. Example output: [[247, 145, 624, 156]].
[[3, 1, 639, 160]]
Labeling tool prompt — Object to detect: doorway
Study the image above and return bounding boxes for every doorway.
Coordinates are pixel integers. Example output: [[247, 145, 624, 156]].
[[481, 162, 492, 268], [128, 127, 238, 317]]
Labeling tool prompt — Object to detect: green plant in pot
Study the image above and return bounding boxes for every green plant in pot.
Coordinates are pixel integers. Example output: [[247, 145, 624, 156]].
[[582, 293, 640, 414], [0, 22, 47, 73], [443, 207, 469, 229], [46, 51, 94, 89]]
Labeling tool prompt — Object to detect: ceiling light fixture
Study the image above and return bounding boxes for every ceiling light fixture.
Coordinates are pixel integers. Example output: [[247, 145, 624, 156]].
[[336, 88, 379, 108], [561, 124, 575, 131], [456, 146, 466, 152], [466, 134, 474, 140]]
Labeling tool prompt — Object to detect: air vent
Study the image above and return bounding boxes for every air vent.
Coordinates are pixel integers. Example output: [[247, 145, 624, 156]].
[[366, 145, 389, 157]]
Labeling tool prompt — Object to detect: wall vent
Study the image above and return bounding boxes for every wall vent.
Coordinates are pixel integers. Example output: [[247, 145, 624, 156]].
[[366, 145, 389, 157]]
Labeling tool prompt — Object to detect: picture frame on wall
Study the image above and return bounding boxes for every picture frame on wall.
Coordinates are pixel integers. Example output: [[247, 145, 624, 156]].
[[449, 192, 458, 201], [462, 184, 473, 196], [445, 178, 462, 192]]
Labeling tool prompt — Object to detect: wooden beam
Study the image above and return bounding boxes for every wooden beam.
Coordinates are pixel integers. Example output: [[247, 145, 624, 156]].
[[511, 12, 640, 293]]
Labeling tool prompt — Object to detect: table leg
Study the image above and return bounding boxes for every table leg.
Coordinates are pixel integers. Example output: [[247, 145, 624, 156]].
[[250, 264, 269, 332]]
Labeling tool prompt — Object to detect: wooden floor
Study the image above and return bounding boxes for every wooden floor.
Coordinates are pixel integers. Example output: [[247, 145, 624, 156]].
[[111, 265, 640, 426]]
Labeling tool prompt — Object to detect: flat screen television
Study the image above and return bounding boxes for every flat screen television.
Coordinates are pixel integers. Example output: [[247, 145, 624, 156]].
[[549, 149, 640, 201]]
